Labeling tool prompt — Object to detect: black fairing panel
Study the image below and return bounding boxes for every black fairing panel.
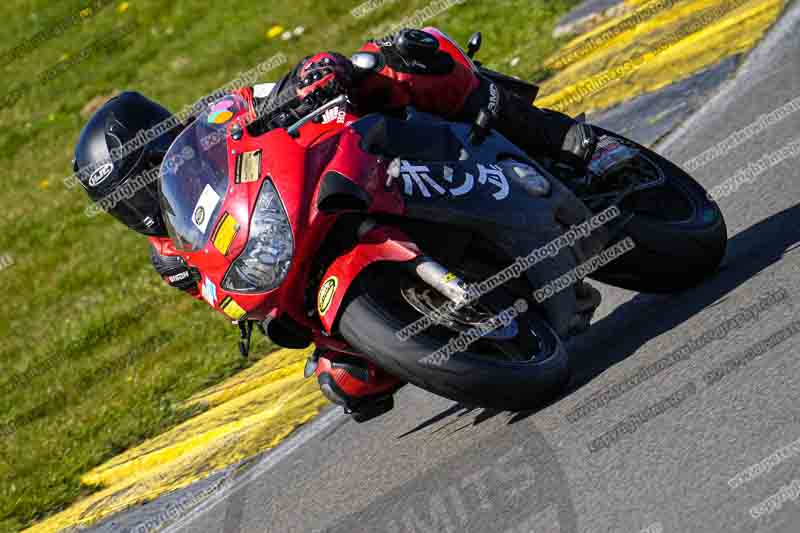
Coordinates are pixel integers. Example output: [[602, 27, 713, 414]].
[[317, 171, 372, 213], [354, 110, 594, 336], [357, 114, 464, 162]]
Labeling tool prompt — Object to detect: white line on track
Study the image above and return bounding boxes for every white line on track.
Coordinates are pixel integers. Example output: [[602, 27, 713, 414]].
[[159, 407, 345, 533]]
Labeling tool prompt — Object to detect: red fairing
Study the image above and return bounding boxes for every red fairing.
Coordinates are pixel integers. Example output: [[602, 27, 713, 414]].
[[317, 225, 421, 333], [169, 91, 417, 342], [355, 26, 480, 117], [318, 125, 405, 216]]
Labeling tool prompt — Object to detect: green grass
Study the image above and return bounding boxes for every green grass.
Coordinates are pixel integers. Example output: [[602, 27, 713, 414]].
[[0, 0, 580, 530]]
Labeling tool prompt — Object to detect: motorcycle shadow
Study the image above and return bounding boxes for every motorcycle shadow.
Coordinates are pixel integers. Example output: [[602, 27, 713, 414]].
[[510, 201, 800, 424], [396, 404, 506, 439]]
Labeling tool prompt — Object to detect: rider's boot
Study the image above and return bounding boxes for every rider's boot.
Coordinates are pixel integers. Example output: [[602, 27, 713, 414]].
[[461, 79, 598, 172], [306, 349, 404, 422]]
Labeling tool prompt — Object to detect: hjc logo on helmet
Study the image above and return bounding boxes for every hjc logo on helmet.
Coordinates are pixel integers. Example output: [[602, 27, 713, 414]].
[[87, 162, 115, 187]]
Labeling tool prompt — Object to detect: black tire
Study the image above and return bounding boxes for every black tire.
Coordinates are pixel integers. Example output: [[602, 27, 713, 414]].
[[338, 265, 570, 411], [588, 127, 727, 293]]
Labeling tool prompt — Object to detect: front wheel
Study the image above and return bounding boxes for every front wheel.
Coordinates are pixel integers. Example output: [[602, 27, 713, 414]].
[[586, 127, 728, 293], [338, 264, 570, 411]]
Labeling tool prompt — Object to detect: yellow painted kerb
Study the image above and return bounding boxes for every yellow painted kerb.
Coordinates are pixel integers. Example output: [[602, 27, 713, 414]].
[[538, 0, 786, 116], [24, 347, 328, 533]]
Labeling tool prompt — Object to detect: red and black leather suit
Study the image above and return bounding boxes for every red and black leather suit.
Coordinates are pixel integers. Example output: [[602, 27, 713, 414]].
[[238, 27, 594, 168]]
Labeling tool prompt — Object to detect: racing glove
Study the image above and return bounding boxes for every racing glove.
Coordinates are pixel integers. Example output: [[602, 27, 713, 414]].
[[149, 240, 200, 297], [295, 52, 354, 102], [351, 28, 480, 116], [246, 52, 355, 134]]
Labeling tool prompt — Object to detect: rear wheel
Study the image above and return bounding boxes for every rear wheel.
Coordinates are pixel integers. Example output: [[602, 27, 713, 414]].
[[585, 128, 727, 293], [338, 264, 569, 411]]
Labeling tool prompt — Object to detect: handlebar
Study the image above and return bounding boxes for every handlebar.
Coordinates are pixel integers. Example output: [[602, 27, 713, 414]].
[[286, 94, 350, 138]]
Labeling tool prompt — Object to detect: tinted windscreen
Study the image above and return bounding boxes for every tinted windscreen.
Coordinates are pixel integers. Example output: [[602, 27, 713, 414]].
[[159, 95, 246, 251]]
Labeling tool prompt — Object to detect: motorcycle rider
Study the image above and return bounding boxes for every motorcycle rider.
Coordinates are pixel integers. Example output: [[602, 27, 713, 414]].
[[73, 27, 599, 420]]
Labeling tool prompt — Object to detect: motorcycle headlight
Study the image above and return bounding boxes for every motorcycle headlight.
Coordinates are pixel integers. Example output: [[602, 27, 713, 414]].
[[222, 179, 294, 293]]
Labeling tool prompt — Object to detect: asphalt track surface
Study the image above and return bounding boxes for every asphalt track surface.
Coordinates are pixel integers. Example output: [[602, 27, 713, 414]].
[[100, 4, 800, 532]]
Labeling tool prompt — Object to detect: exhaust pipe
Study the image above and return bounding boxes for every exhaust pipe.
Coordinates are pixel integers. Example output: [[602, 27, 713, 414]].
[[412, 257, 471, 307]]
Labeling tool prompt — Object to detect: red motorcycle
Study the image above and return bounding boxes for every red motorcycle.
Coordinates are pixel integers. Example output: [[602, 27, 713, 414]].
[[155, 30, 727, 418]]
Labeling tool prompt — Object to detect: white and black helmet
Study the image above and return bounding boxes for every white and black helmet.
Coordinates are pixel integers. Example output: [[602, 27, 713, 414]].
[[73, 91, 181, 236]]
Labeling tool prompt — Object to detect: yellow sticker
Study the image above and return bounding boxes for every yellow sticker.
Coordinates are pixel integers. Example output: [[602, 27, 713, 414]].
[[220, 297, 247, 320], [235, 150, 262, 184], [317, 276, 338, 316], [211, 213, 240, 255], [443, 272, 457, 283]]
